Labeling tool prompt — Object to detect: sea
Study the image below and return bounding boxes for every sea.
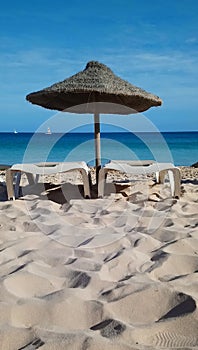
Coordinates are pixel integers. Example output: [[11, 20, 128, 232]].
[[0, 132, 197, 167]]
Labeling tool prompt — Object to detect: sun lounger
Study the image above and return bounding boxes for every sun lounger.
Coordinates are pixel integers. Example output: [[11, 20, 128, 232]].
[[98, 160, 181, 198], [0, 164, 11, 170], [6, 162, 91, 200]]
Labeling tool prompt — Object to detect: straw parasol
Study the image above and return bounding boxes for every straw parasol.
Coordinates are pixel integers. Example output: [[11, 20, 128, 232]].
[[26, 61, 162, 169]]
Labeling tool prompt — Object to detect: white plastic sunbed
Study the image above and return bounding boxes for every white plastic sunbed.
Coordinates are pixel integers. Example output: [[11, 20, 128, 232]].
[[6, 162, 91, 200], [98, 160, 181, 198]]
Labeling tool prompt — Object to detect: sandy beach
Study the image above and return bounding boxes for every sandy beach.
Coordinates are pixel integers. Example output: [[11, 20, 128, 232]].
[[0, 166, 197, 349]]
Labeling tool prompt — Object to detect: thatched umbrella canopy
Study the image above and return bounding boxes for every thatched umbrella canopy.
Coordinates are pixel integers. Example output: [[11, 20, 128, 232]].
[[26, 61, 162, 169]]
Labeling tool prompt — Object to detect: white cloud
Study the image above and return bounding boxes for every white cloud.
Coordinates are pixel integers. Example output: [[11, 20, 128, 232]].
[[185, 37, 198, 44], [0, 45, 198, 116]]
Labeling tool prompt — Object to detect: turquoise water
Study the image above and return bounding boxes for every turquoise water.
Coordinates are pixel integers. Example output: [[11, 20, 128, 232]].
[[0, 132, 197, 166]]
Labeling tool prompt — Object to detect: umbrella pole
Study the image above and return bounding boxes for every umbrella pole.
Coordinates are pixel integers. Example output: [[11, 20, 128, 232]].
[[94, 112, 101, 184]]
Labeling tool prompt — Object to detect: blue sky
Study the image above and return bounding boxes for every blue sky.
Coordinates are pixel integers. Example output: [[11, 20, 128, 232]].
[[0, 0, 198, 132]]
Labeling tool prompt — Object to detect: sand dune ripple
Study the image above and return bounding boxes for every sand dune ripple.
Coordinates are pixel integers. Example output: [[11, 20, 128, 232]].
[[0, 174, 197, 349]]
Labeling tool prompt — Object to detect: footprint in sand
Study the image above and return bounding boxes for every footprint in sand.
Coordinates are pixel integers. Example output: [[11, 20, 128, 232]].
[[104, 285, 194, 325], [131, 313, 198, 348], [149, 253, 198, 280], [4, 271, 58, 298], [91, 318, 126, 338]]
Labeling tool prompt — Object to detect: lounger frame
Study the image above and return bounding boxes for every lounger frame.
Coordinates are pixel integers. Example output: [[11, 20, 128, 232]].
[[6, 162, 91, 200], [98, 160, 181, 198]]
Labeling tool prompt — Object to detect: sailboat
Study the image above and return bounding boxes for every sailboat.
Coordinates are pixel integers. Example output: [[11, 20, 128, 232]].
[[46, 127, 52, 135], [14, 129, 18, 134]]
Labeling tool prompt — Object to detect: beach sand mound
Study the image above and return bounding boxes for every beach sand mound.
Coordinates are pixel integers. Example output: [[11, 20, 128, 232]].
[[0, 169, 198, 349]]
